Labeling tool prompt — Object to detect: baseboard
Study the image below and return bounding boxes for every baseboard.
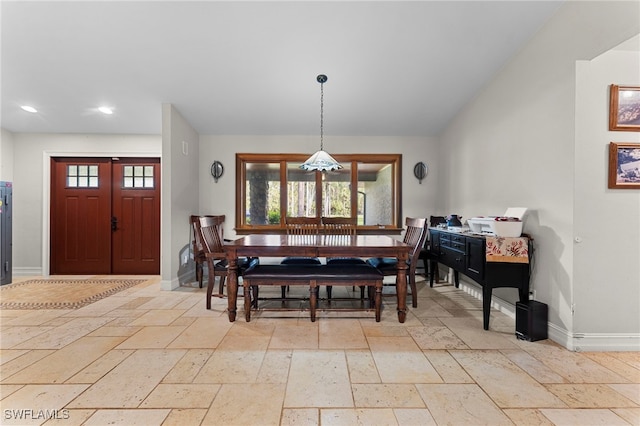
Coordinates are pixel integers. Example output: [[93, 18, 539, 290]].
[[457, 280, 516, 319], [457, 278, 640, 351], [11, 267, 43, 277], [162, 277, 180, 291], [548, 325, 640, 352]]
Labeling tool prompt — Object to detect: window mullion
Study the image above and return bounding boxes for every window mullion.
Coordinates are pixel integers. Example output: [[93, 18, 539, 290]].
[[315, 171, 322, 219], [280, 160, 288, 226], [350, 160, 358, 221]]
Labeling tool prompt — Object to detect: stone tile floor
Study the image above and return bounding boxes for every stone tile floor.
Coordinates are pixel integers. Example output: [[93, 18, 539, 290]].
[[0, 275, 638, 425]]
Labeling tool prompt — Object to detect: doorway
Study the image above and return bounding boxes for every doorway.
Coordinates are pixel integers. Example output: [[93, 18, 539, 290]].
[[50, 157, 160, 275]]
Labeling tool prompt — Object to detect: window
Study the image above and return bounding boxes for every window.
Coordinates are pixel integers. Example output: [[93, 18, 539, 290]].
[[122, 165, 155, 188], [236, 153, 401, 233], [67, 164, 99, 188]]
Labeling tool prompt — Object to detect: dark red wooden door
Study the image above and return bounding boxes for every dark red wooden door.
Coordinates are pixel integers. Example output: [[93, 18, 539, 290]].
[[111, 158, 160, 274], [50, 157, 160, 275], [51, 158, 112, 274]]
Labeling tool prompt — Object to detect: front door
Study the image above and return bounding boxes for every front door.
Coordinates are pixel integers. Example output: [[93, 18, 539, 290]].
[[50, 157, 160, 274], [111, 158, 161, 274]]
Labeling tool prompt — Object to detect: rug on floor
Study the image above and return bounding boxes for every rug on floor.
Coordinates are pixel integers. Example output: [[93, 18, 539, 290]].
[[0, 278, 147, 309]]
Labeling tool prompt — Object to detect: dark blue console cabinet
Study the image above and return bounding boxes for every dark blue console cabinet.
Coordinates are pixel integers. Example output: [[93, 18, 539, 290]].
[[428, 228, 531, 330]]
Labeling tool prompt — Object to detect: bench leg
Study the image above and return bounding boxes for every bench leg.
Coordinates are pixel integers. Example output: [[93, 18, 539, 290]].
[[252, 286, 259, 309], [309, 280, 318, 322], [374, 282, 382, 322], [243, 281, 252, 322], [367, 286, 374, 309]]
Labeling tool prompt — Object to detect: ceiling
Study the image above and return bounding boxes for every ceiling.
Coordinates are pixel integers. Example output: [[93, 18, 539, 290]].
[[1, 1, 564, 137]]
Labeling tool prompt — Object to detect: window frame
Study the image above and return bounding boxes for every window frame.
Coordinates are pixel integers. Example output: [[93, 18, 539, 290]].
[[235, 153, 402, 234]]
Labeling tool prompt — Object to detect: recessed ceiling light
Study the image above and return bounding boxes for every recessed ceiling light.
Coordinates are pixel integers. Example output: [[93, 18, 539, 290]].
[[21, 105, 37, 113], [98, 106, 113, 115]]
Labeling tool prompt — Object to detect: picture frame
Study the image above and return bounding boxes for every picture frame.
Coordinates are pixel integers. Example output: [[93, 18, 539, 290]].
[[608, 142, 640, 189], [609, 85, 640, 131]]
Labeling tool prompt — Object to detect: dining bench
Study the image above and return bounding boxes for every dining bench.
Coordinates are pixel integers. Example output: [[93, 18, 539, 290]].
[[241, 263, 383, 322]]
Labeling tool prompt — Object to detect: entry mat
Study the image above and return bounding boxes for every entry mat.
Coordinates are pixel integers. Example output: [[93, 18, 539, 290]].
[[0, 278, 147, 310]]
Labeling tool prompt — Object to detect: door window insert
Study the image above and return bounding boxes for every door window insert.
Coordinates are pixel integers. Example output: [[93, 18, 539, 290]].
[[123, 165, 155, 188], [67, 164, 99, 188]]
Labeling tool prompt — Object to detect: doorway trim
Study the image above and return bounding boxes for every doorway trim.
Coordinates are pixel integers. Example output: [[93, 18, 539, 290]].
[[42, 151, 162, 276]]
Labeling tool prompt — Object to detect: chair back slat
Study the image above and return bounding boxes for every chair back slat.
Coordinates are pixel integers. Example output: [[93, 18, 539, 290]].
[[403, 217, 428, 261], [190, 215, 204, 254], [285, 217, 321, 236], [199, 215, 226, 258], [322, 217, 357, 235]]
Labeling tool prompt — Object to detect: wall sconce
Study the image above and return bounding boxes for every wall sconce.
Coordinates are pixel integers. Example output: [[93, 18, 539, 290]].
[[210, 161, 224, 183], [414, 162, 428, 184]]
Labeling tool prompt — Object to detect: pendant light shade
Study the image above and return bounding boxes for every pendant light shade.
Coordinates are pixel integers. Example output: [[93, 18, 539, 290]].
[[300, 74, 342, 172]]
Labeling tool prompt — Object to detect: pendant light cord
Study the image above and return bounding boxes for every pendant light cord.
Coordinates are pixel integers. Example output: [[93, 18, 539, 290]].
[[319, 80, 324, 151]]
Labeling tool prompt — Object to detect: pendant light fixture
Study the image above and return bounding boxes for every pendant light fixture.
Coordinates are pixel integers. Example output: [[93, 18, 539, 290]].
[[300, 74, 342, 172]]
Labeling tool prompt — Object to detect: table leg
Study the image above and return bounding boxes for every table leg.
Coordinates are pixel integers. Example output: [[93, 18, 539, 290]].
[[243, 280, 252, 322], [374, 283, 382, 322], [396, 255, 408, 323], [227, 256, 239, 322], [309, 280, 318, 322]]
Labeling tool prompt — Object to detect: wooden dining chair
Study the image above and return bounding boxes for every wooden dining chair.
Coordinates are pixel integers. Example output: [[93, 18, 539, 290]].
[[322, 216, 367, 300], [322, 217, 361, 258], [418, 215, 446, 281], [198, 215, 259, 309], [285, 216, 322, 236], [322, 216, 357, 236], [198, 215, 229, 308], [190, 215, 206, 288], [278, 216, 322, 300], [282, 217, 322, 262], [367, 217, 428, 308]]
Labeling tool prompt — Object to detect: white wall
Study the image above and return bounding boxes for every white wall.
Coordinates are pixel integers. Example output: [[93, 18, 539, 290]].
[[197, 135, 441, 240], [0, 128, 15, 181], [574, 48, 640, 343], [438, 1, 640, 350], [10, 133, 161, 276], [161, 104, 200, 290]]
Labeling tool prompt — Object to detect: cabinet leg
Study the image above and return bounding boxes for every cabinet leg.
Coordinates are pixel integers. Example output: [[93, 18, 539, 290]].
[[482, 286, 492, 330], [519, 286, 529, 303], [429, 260, 435, 287]]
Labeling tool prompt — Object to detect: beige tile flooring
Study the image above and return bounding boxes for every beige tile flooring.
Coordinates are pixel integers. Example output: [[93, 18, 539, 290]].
[[1, 275, 638, 426]]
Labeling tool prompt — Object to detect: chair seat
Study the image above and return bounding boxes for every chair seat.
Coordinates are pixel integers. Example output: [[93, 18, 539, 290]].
[[214, 257, 259, 272], [326, 257, 366, 265], [280, 256, 321, 265], [367, 257, 409, 272]]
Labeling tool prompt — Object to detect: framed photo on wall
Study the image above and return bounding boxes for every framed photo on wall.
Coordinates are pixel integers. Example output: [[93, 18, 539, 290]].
[[608, 142, 640, 189], [609, 85, 640, 131]]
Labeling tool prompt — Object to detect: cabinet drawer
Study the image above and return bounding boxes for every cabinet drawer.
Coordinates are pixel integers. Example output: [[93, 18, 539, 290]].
[[451, 234, 465, 244], [440, 233, 465, 252], [440, 247, 465, 270], [450, 240, 465, 252], [429, 230, 441, 252]]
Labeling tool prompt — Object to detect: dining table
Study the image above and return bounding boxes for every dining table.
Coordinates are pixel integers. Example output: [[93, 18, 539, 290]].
[[224, 234, 412, 323]]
